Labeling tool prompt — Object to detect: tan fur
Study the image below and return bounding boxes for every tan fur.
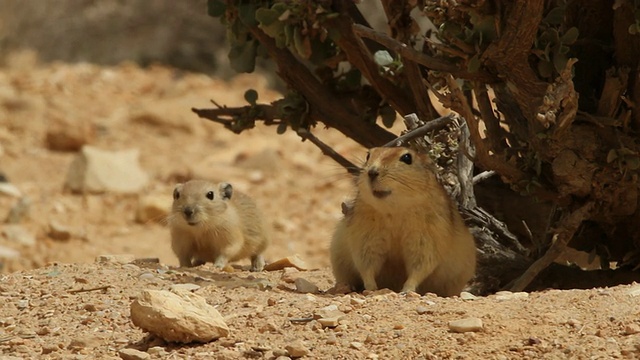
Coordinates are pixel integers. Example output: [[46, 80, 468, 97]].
[[330, 147, 476, 296], [169, 180, 269, 271]]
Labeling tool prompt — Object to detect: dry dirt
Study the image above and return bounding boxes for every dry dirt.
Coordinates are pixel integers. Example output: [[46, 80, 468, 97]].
[[1, 53, 640, 359]]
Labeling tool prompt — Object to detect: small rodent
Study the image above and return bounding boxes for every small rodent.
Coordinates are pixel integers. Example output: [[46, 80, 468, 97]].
[[330, 147, 476, 296], [169, 180, 269, 271]]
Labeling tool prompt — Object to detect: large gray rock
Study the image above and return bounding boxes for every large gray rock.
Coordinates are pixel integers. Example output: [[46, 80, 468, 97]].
[[130, 289, 229, 343], [65, 146, 149, 194]]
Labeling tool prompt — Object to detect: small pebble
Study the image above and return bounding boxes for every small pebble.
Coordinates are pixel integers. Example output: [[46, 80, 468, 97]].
[[624, 324, 640, 335], [2, 225, 36, 246], [0, 182, 21, 197], [5, 197, 30, 223], [169, 283, 201, 292], [495, 291, 529, 301], [416, 306, 429, 315], [460, 291, 478, 300], [285, 341, 309, 358], [48, 221, 72, 241], [350, 297, 366, 305], [280, 267, 299, 283], [350, 341, 364, 350], [118, 348, 150, 360], [16, 299, 28, 309], [147, 346, 167, 356], [96, 254, 136, 264], [294, 278, 319, 294], [138, 272, 156, 281], [264, 255, 308, 271], [448, 317, 483, 333], [41, 344, 59, 354], [326, 334, 337, 345], [318, 317, 340, 328], [404, 291, 420, 298], [627, 285, 640, 297]]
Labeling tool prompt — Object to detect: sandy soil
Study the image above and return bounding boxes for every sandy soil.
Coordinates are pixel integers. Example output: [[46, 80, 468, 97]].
[[1, 55, 640, 359]]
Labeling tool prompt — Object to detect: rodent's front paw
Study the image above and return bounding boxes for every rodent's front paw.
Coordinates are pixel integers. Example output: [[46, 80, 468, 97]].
[[363, 278, 379, 291]]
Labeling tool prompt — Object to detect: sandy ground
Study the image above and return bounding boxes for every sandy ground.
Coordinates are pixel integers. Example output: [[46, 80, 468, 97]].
[[1, 55, 640, 359]]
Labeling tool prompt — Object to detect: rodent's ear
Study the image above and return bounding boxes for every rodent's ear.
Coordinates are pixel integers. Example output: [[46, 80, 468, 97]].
[[173, 184, 183, 200], [219, 182, 233, 200]]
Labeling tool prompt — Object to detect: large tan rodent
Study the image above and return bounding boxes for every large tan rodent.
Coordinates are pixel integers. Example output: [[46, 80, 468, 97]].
[[169, 180, 269, 271], [330, 147, 476, 296]]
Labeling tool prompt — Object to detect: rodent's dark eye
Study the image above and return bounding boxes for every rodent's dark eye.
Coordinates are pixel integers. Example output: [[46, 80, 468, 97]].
[[365, 152, 370, 162], [400, 153, 412, 165], [173, 188, 180, 200], [206, 191, 214, 200]]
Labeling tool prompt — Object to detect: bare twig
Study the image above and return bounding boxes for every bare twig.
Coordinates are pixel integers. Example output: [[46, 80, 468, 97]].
[[68, 285, 111, 294], [192, 104, 281, 132], [383, 113, 456, 147], [473, 171, 497, 184], [508, 201, 594, 292], [463, 206, 527, 255], [297, 129, 359, 175], [403, 58, 437, 120], [247, 25, 396, 148], [353, 24, 496, 83], [457, 120, 476, 208], [445, 75, 528, 184], [289, 317, 315, 323], [473, 83, 506, 154], [331, 0, 415, 116], [0, 336, 13, 343]]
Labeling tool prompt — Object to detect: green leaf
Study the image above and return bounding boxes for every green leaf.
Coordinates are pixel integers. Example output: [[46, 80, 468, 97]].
[[629, 23, 640, 35], [467, 54, 481, 73], [553, 52, 568, 74], [272, 3, 288, 14], [228, 40, 258, 73], [309, 37, 335, 65], [238, 3, 258, 26], [380, 106, 397, 128], [293, 27, 311, 59], [560, 27, 579, 44], [607, 149, 618, 163], [284, 24, 294, 47], [244, 89, 258, 105], [207, 0, 226, 17], [626, 156, 640, 170], [276, 122, 288, 134], [544, 7, 565, 25], [559, 45, 570, 55], [373, 50, 394, 66], [256, 8, 279, 26]]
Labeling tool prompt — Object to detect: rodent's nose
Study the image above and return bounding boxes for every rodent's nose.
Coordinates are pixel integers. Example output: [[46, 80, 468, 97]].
[[183, 207, 194, 218], [368, 168, 379, 181]]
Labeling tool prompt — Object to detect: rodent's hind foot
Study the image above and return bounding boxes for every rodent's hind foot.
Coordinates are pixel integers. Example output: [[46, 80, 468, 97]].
[[192, 258, 206, 267], [212, 255, 229, 269], [178, 257, 194, 267], [400, 283, 418, 294], [362, 276, 379, 291], [250, 254, 265, 272]]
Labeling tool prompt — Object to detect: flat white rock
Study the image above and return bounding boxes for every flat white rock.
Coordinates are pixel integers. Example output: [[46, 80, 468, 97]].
[[130, 289, 229, 343]]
